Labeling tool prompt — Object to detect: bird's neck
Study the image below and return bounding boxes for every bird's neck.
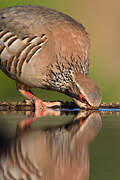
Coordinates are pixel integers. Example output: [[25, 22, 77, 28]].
[[42, 58, 73, 92], [43, 55, 87, 94]]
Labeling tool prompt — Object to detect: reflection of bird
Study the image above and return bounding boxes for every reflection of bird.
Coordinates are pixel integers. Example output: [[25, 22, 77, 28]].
[[0, 112, 101, 180], [0, 5, 101, 110]]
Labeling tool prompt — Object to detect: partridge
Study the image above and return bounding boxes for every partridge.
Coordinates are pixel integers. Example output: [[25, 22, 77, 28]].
[[0, 5, 102, 110]]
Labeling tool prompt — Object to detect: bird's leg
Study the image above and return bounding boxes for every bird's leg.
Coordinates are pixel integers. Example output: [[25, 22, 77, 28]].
[[16, 82, 61, 127], [16, 83, 61, 112], [16, 82, 45, 109]]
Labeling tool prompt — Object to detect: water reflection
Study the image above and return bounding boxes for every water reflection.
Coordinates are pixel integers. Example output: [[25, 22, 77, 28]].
[[0, 111, 102, 179]]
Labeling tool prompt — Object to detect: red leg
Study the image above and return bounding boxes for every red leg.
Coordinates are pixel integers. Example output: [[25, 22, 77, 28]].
[[18, 89, 61, 110]]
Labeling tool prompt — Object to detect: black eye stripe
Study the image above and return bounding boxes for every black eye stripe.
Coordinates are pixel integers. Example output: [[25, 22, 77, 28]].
[[81, 97, 87, 103], [79, 94, 89, 105]]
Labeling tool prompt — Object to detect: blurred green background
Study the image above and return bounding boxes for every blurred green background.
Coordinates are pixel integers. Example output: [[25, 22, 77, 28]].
[[0, 0, 119, 103]]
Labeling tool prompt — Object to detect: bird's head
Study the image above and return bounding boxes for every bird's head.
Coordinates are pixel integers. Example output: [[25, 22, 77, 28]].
[[67, 72, 102, 108]]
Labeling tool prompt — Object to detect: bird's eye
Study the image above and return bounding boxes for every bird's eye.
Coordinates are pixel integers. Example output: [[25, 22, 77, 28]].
[[80, 94, 88, 104]]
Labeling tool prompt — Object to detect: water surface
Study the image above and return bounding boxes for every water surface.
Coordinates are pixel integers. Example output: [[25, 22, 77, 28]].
[[0, 110, 120, 179]]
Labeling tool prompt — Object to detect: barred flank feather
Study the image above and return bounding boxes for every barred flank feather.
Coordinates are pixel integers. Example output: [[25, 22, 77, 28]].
[[0, 30, 48, 77]]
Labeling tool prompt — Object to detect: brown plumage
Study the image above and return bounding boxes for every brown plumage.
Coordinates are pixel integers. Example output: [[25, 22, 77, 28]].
[[0, 5, 101, 109]]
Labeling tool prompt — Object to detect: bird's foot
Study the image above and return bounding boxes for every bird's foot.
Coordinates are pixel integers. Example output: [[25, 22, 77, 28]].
[[33, 99, 61, 117], [42, 101, 61, 108], [20, 89, 61, 110], [31, 97, 61, 118]]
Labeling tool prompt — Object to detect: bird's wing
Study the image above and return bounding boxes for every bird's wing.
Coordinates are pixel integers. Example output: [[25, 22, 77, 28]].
[[0, 6, 56, 87], [0, 29, 48, 77]]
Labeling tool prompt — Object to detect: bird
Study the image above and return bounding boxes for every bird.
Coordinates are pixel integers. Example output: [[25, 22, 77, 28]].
[[0, 5, 102, 111]]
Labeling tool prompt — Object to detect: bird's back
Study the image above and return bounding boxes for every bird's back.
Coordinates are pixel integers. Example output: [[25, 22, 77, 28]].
[[0, 5, 87, 36], [0, 5, 90, 89]]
